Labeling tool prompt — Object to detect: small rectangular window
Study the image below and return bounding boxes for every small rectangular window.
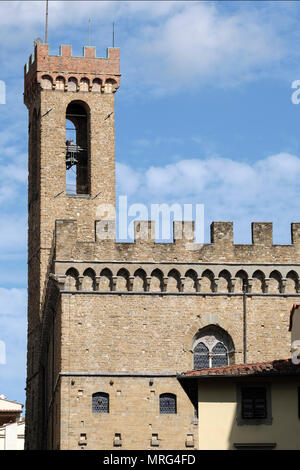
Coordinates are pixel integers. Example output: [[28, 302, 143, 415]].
[[92, 392, 109, 413], [159, 393, 177, 414], [237, 383, 272, 425], [241, 387, 267, 419]]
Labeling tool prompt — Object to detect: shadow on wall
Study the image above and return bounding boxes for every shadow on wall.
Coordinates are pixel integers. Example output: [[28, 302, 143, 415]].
[[197, 375, 300, 450]]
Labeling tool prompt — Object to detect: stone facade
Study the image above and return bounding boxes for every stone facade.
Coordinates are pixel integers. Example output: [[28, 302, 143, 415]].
[[24, 43, 300, 450]]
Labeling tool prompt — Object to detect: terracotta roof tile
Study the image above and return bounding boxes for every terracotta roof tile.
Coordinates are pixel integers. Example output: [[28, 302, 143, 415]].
[[179, 358, 300, 378]]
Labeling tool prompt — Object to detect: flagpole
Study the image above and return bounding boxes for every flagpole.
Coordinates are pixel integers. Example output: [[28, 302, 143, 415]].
[[45, 0, 49, 43]]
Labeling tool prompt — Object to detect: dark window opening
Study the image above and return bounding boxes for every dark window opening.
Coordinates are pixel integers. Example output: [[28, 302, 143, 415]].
[[211, 342, 228, 368], [241, 387, 267, 419], [92, 392, 109, 413], [159, 393, 177, 414], [29, 108, 40, 203], [66, 101, 89, 195], [193, 342, 209, 370]]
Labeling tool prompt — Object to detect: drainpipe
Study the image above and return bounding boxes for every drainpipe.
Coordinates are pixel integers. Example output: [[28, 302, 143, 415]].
[[243, 282, 247, 364], [51, 308, 55, 450]]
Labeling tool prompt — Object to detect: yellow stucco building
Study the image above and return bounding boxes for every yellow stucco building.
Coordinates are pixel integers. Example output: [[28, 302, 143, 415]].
[[180, 359, 300, 450]]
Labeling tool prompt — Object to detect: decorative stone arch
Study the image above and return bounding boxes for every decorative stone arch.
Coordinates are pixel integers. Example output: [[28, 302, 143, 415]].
[[55, 75, 65, 91], [185, 269, 197, 292], [99, 268, 112, 291], [150, 269, 163, 292], [192, 324, 235, 369], [235, 269, 248, 292], [268, 270, 282, 293], [82, 268, 96, 291], [252, 270, 265, 293], [133, 268, 147, 292], [201, 269, 215, 292], [65, 267, 79, 291], [68, 77, 78, 92], [183, 318, 226, 353], [80, 77, 90, 92], [218, 269, 231, 293], [92, 78, 102, 92], [286, 270, 299, 293], [142, 265, 153, 277], [104, 78, 118, 94], [167, 269, 181, 292], [116, 268, 129, 291], [41, 74, 53, 90]]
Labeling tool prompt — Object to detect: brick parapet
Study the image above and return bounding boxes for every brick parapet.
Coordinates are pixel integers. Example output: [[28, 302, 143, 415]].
[[24, 43, 120, 107], [55, 219, 300, 264]]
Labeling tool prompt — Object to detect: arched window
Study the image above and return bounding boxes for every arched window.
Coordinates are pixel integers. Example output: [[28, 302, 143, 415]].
[[193, 325, 234, 370], [92, 392, 109, 413], [211, 342, 228, 368], [193, 342, 209, 370], [159, 393, 177, 414], [66, 101, 90, 195]]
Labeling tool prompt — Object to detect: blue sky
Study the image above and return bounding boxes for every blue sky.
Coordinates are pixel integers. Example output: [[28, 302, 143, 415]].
[[1, 0, 300, 406]]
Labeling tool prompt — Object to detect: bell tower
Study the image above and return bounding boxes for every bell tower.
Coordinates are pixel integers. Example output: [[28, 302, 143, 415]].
[[24, 43, 120, 448]]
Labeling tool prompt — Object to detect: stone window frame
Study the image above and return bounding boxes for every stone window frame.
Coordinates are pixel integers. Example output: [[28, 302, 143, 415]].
[[236, 383, 272, 426], [192, 325, 234, 370], [159, 393, 177, 415], [92, 392, 110, 414], [193, 339, 228, 369]]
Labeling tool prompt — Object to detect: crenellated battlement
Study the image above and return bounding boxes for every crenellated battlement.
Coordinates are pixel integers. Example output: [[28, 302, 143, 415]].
[[24, 43, 120, 107], [54, 219, 300, 264]]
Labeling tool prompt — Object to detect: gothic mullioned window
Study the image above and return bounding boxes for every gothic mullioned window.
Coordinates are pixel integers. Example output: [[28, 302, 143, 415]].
[[159, 393, 177, 414], [193, 325, 234, 370], [92, 392, 109, 413]]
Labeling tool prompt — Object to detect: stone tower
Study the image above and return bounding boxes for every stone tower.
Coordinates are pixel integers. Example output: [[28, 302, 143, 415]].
[[25, 42, 300, 450], [24, 43, 120, 449]]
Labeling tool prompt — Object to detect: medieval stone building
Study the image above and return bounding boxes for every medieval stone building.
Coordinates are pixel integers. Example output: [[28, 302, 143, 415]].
[[24, 42, 300, 450]]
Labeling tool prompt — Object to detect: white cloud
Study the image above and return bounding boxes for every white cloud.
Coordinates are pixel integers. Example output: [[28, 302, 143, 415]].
[[117, 162, 141, 197], [0, 1, 182, 38], [0, 287, 26, 317], [128, 2, 286, 92], [116, 151, 300, 243], [0, 1, 296, 94], [0, 128, 28, 204], [0, 215, 27, 257]]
